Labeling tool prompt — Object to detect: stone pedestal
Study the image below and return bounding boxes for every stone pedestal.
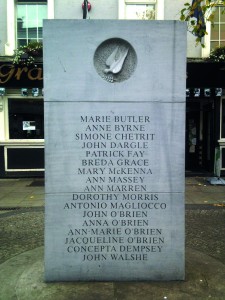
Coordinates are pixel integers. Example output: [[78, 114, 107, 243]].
[[44, 20, 186, 281]]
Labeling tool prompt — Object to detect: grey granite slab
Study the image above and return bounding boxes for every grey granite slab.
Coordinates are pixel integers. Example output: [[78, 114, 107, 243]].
[[44, 20, 186, 281]]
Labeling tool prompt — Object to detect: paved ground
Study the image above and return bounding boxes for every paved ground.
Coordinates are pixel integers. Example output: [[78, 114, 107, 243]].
[[0, 177, 225, 299]]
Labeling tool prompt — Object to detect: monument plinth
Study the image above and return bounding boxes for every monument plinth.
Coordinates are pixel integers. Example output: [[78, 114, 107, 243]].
[[44, 20, 186, 281]]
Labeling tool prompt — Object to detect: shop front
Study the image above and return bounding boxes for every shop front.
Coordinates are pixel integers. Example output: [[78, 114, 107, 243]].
[[0, 60, 44, 178], [186, 61, 225, 176]]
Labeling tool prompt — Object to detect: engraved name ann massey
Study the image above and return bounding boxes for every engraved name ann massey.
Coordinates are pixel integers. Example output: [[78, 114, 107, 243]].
[[85, 176, 145, 184]]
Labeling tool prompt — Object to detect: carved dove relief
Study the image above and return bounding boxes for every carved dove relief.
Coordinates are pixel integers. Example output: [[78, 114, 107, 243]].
[[104, 46, 129, 75]]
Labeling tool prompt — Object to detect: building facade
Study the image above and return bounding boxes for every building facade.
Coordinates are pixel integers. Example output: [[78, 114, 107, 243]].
[[0, 0, 225, 177]]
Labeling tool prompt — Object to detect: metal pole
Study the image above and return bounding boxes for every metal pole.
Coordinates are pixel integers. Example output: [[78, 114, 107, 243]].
[[83, 0, 88, 19]]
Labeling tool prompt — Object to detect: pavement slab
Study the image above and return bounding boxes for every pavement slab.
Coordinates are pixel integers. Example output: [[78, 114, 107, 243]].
[[0, 247, 224, 300]]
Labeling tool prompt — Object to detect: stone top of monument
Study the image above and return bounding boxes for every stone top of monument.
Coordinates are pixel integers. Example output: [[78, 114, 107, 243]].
[[43, 20, 186, 103]]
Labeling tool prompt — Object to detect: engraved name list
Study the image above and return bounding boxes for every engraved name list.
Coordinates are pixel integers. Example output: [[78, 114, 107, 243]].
[[63, 113, 167, 262]]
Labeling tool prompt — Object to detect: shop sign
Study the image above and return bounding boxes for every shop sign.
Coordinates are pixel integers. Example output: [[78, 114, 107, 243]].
[[0, 63, 43, 87]]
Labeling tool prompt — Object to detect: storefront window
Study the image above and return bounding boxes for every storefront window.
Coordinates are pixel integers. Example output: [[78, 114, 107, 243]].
[[17, 0, 47, 47], [222, 98, 225, 139], [8, 99, 44, 139], [126, 4, 156, 20], [210, 6, 225, 50], [118, 0, 164, 21]]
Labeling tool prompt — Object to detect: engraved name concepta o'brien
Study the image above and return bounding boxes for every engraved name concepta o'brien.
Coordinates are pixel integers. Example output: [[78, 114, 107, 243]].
[[44, 20, 186, 282]]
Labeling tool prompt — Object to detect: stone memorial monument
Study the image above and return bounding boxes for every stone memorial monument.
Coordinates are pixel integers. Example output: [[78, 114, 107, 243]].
[[44, 20, 186, 281]]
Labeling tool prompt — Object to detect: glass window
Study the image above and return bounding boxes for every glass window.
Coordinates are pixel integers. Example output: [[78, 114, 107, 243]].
[[17, 1, 47, 47], [210, 6, 225, 50], [126, 4, 155, 20], [8, 99, 44, 139], [126, 4, 156, 20]]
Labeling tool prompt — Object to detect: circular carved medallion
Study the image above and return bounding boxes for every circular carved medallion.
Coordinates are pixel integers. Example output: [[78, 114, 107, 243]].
[[94, 38, 137, 83]]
